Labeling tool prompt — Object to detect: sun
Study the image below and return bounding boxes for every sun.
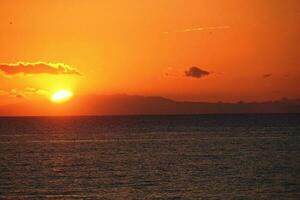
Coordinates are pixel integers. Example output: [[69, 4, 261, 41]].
[[51, 90, 73, 103]]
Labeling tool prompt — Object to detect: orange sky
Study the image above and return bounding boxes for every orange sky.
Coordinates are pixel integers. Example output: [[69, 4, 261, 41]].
[[0, 0, 299, 106]]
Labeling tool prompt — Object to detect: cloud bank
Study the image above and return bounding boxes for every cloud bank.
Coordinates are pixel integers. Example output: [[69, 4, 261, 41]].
[[0, 88, 49, 99], [185, 67, 210, 78], [0, 62, 80, 76]]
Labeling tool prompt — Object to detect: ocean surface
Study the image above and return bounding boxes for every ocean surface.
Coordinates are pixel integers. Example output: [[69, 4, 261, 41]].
[[0, 114, 299, 199]]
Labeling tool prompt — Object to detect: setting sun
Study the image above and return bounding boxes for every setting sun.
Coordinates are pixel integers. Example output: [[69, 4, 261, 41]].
[[51, 90, 73, 103]]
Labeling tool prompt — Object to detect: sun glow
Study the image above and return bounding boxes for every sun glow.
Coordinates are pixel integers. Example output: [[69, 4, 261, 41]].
[[51, 90, 73, 103]]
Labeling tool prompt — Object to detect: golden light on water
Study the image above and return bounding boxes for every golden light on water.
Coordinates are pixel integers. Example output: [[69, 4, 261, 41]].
[[51, 90, 73, 103]]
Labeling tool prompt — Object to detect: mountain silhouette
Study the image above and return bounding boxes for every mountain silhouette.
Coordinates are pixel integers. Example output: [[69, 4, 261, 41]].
[[0, 94, 299, 116]]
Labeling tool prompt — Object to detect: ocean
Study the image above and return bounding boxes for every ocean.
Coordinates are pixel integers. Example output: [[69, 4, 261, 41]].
[[0, 114, 299, 199]]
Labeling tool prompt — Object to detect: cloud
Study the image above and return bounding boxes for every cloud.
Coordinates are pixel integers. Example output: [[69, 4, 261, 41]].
[[0, 88, 26, 98], [163, 26, 230, 34], [185, 67, 210, 78], [263, 74, 272, 78], [0, 88, 49, 99], [0, 62, 80, 76], [9, 89, 25, 98]]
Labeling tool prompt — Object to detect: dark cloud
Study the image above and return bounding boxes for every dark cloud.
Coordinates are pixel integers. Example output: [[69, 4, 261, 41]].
[[185, 66, 210, 78], [263, 74, 272, 78], [14, 94, 25, 99], [0, 62, 80, 76]]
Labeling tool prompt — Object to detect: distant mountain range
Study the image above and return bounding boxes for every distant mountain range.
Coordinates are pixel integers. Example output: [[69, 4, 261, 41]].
[[0, 94, 300, 116]]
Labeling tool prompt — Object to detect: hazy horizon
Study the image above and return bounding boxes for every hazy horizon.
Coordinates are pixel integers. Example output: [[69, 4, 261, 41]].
[[1, 93, 299, 116]]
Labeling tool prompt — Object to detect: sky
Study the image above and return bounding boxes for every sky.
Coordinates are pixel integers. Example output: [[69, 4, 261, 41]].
[[0, 0, 299, 107]]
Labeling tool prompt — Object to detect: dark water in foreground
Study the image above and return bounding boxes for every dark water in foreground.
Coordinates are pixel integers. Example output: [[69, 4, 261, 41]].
[[0, 114, 299, 199]]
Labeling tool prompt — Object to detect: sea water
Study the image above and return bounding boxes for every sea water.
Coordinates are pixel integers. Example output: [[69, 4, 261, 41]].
[[0, 114, 299, 199]]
